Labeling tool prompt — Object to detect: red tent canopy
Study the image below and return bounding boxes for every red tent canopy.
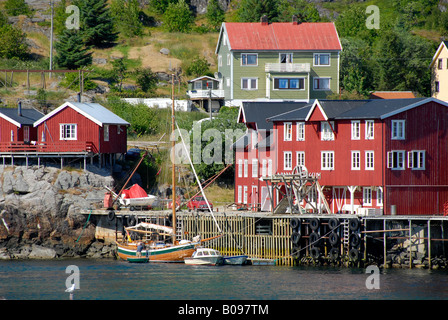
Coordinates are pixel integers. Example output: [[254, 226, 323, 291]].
[[121, 184, 147, 199]]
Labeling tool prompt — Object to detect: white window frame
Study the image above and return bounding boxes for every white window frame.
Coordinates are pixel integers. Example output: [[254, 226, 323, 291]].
[[365, 120, 374, 140], [218, 55, 222, 67], [60, 124, 77, 140], [273, 77, 305, 90], [279, 53, 293, 63], [238, 159, 242, 178], [391, 120, 405, 140], [243, 186, 248, 204], [296, 151, 305, 167], [296, 122, 305, 141], [321, 121, 335, 141], [365, 151, 374, 170], [313, 53, 331, 66], [241, 77, 258, 90], [387, 150, 405, 170], [408, 150, 425, 170], [284, 122, 292, 141], [104, 124, 109, 142], [351, 121, 360, 140], [252, 159, 258, 178], [377, 187, 383, 206], [284, 151, 292, 170], [262, 159, 267, 177], [321, 151, 334, 170], [313, 77, 331, 90], [227, 53, 231, 65], [351, 151, 360, 170], [243, 159, 248, 177], [237, 186, 242, 203], [241, 53, 258, 66], [363, 187, 372, 206], [268, 159, 272, 176]]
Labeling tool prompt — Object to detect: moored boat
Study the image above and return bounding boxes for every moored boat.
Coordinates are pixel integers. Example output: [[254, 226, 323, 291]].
[[223, 255, 248, 265], [184, 247, 224, 266]]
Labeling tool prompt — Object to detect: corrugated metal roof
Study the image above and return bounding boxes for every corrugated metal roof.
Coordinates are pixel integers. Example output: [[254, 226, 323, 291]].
[[224, 22, 342, 51]]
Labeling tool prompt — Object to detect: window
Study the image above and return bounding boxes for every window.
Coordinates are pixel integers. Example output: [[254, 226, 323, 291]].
[[238, 159, 242, 178], [366, 151, 374, 170], [351, 121, 360, 140], [280, 53, 293, 63], [387, 151, 405, 170], [408, 150, 425, 170], [60, 124, 77, 140], [321, 151, 334, 170], [273, 78, 305, 90], [391, 120, 405, 140], [227, 53, 231, 65], [252, 159, 258, 177], [365, 120, 374, 140], [314, 77, 331, 90], [321, 121, 334, 141], [262, 159, 267, 177], [296, 122, 305, 141], [284, 122, 292, 141], [251, 129, 257, 148], [284, 152, 292, 170], [226, 78, 231, 87], [104, 125, 109, 142], [268, 159, 272, 176], [314, 53, 330, 66], [218, 55, 222, 67], [237, 186, 242, 203], [363, 187, 372, 206], [243, 159, 248, 177], [435, 81, 440, 93], [438, 58, 443, 70], [241, 78, 257, 90], [243, 186, 248, 204], [241, 53, 257, 66], [377, 187, 383, 206], [296, 151, 305, 167], [23, 126, 30, 142], [351, 151, 360, 170]]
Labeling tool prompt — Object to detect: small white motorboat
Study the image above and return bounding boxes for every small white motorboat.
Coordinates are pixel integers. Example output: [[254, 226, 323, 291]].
[[184, 247, 223, 266]]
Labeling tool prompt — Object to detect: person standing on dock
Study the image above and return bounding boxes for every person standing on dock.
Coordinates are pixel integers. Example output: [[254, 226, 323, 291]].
[[136, 242, 144, 257]]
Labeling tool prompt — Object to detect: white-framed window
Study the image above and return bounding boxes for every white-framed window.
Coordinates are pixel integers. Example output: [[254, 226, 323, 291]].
[[273, 78, 305, 90], [60, 124, 77, 140], [241, 53, 258, 66], [391, 120, 405, 140], [313, 53, 330, 66], [387, 151, 405, 170], [408, 150, 425, 170], [377, 187, 383, 206], [296, 122, 305, 141], [313, 77, 331, 90], [10, 130, 14, 142], [237, 186, 242, 203], [104, 124, 109, 142], [438, 58, 443, 69], [241, 78, 258, 90], [268, 159, 272, 176], [321, 151, 334, 170], [262, 159, 267, 177], [280, 53, 293, 63], [284, 151, 292, 170], [243, 186, 248, 204], [252, 159, 258, 177], [218, 55, 222, 67], [251, 129, 257, 148], [284, 122, 292, 141], [296, 151, 305, 167], [363, 187, 372, 206], [243, 159, 248, 177], [351, 151, 360, 170], [351, 121, 360, 140], [226, 78, 231, 87], [321, 121, 335, 141], [227, 53, 231, 65], [365, 120, 374, 140], [365, 151, 374, 170], [238, 159, 242, 178]]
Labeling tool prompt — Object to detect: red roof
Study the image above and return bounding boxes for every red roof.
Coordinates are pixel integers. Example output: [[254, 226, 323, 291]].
[[223, 22, 342, 51], [369, 91, 416, 99]]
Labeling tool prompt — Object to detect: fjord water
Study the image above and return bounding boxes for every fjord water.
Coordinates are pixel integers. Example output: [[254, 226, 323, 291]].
[[0, 259, 447, 300]]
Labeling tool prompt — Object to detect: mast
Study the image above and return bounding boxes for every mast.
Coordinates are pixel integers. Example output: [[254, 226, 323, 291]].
[[171, 74, 177, 244]]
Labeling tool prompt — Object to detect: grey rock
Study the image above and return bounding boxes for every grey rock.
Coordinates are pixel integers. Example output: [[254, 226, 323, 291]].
[[29, 245, 56, 259]]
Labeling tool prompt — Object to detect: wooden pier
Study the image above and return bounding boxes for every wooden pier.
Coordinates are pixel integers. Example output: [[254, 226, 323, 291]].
[[81, 208, 448, 267]]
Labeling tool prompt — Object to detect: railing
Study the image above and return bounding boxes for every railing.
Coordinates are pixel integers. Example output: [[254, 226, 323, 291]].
[[265, 63, 310, 73], [187, 89, 225, 99], [0, 141, 96, 153]]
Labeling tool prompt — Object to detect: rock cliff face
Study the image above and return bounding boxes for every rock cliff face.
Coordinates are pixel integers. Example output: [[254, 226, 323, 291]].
[[0, 165, 116, 259]]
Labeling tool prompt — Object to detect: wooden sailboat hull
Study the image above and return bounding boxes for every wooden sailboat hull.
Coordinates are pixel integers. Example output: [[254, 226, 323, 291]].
[[116, 242, 197, 263]]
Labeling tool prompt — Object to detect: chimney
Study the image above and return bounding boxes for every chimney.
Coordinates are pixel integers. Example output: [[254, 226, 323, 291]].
[[260, 15, 268, 26], [292, 15, 300, 25], [18, 101, 22, 117], [77, 92, 81, 103]]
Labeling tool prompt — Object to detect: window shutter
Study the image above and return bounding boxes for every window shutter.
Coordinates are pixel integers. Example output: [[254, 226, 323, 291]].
[[407, 151, 413, 169], [60, 125, 64, 140]]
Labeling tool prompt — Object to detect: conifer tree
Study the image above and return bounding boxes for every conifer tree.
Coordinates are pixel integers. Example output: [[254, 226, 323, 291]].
[[74, 0, 118, 48], [237, 0, 280, 22], [55, 29, 92, 70]]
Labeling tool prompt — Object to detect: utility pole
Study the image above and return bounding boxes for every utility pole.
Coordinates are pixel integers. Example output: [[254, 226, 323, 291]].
[[49, 0, 54, 79]]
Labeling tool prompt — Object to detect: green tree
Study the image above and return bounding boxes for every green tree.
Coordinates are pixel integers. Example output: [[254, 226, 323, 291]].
[[149, 0, 179, 14], [0, 24, 29, 59], [335, 6, 377, 44], [111, 58, 128, 92], [55, 29, 92, 69], [135, 67, 158, 93], [206, 0, 225, 30], [111, 0, 144, 37], [236, 0, 280, 22], [54, 0, 71, 35], [163, 0, 194, 33], [278, 0, 321, 22], [185, 56, 210, 77], [4, 0, 32, 17], [74, 0, 118, 48]]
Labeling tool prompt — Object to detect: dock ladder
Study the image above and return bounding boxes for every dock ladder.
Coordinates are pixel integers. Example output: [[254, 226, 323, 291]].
[[342, 220, 350, 255], [176, 218, 183, 242]]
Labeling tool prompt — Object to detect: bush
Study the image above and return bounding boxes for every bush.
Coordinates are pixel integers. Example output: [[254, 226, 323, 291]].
[[163, 0, 194, 33]]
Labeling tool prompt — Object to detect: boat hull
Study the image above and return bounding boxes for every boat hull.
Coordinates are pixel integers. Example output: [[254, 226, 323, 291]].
[[184, 256, 224, 266], [223, 255, 248, 265], [116, 242, 196, 262]]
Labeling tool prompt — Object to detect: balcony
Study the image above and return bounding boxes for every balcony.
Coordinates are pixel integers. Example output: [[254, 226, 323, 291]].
[[187, 89, 225, 100], [265, 63, 310, 73]]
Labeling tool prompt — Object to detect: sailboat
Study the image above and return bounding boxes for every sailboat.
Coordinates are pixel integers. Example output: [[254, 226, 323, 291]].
[[116, 74, 220, 263]]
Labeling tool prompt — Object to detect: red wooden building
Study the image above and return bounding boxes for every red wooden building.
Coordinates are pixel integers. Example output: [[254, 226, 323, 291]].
[[234, 98, 448, 216]]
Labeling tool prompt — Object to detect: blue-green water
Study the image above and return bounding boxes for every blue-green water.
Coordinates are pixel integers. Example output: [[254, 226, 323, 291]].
[[0, 259, 448, 300]]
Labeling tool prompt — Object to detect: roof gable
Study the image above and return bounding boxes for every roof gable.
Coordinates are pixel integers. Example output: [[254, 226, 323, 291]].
[[430, 41, 448, 68], [305, 100, 328, 121], [0, 107, 43, 128], [221, 22, 342, 52], [34, 101, 130, 127]]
